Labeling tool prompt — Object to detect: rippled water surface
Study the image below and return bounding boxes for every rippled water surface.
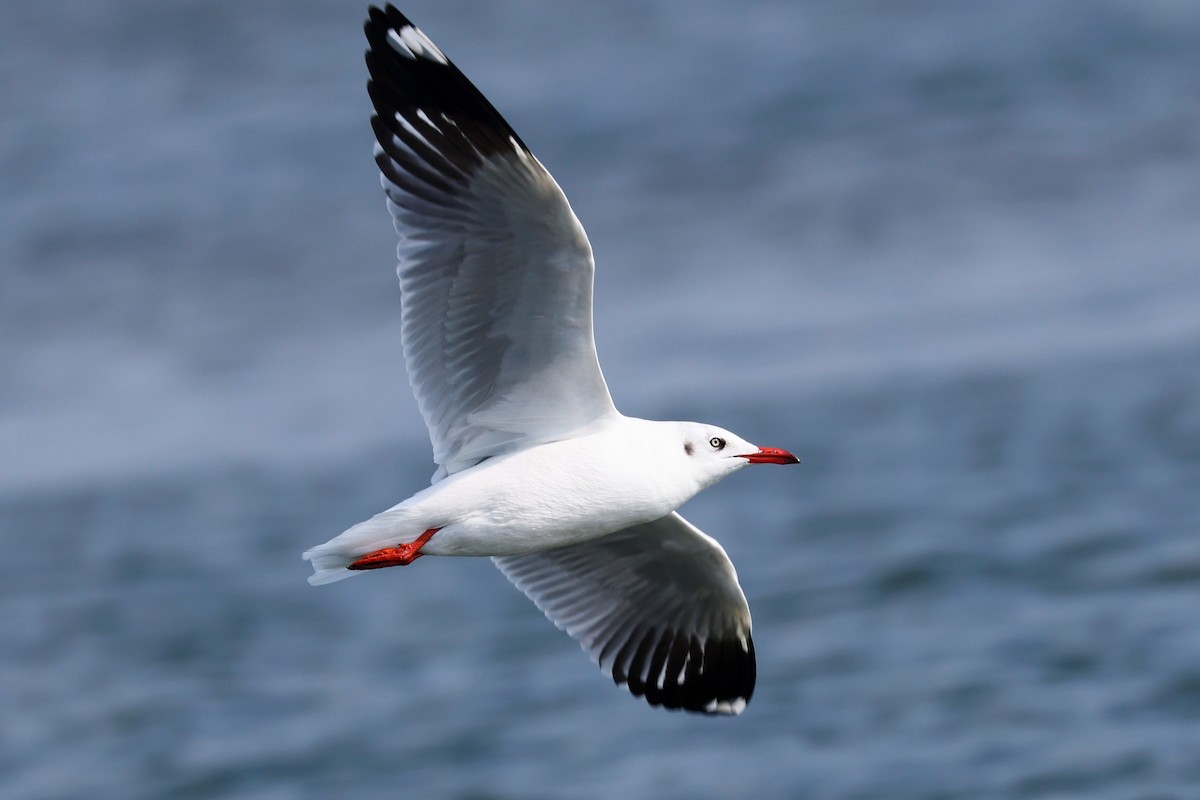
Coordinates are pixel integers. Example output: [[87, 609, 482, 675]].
[[4, 1, 1200, 798]]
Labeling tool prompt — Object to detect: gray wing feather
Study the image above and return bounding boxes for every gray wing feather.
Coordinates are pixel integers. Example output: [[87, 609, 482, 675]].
[[366, 7, 618, 479], [493, 512, 755, 715]]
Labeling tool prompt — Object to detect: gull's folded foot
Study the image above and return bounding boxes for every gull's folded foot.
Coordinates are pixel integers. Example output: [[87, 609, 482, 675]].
[[348, 527, 440, 570]]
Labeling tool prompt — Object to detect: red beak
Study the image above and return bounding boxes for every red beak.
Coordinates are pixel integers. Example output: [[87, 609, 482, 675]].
[[741, 446, 800, 465]]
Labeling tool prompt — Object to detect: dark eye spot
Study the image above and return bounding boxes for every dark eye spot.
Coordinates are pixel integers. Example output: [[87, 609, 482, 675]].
[[709, 437, 726, 450], [684, 442, 694, 456]]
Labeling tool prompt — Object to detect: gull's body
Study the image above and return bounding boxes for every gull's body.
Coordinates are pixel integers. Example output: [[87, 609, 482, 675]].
[[303, 5, 799, 716], [308, 418, 747, 563]]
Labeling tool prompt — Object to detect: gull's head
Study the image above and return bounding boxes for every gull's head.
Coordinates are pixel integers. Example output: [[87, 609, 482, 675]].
[[670, 422, 800, 490]]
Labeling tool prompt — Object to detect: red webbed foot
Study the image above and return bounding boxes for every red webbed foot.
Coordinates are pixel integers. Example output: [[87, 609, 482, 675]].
[[348, 527, 440, 570]]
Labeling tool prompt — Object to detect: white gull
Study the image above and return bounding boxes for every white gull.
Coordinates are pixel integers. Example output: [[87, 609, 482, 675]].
[[303, 4, 800, 716]]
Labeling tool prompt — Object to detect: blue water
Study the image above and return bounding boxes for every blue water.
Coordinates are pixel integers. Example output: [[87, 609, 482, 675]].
[[4, 1, 1200, 797]]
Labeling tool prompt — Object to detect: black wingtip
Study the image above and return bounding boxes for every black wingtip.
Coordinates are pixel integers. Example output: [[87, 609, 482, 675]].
[[616, 630, 755, 716], [363, 4, 530, 162]]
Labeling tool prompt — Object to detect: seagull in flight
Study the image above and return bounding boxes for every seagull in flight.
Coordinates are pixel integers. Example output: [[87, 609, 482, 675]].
[[304, 5, 800, 716]]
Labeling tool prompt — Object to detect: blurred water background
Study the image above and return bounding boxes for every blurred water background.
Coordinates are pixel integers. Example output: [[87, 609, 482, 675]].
[[4, 1, 1200, 797]]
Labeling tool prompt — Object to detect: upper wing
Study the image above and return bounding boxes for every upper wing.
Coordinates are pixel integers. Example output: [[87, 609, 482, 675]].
[[365, 6, 618, 480], [493, 512, 755, 715]]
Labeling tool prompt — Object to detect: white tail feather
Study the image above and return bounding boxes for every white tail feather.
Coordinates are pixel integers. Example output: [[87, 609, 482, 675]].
[[302, 544, 361, 585]]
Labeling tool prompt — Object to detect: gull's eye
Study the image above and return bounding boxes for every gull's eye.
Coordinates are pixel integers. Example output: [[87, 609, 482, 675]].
[[709, 437, 726, 450]]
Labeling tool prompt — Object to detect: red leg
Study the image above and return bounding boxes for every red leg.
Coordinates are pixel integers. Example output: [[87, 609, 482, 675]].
[[347, 527, 441, 570]]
